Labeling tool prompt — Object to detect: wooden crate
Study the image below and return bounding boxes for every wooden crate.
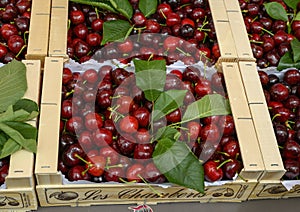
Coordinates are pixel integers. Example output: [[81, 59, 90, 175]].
[[26, 0, 52, 65], [223, 0, 255, 62], [1, 60, 41, 211], [48, 0, 69, 59], [34, 57, 265, 207]]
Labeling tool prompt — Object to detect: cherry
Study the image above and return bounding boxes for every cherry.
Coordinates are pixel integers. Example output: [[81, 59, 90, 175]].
[[204, 160, 223, 182], [200, 123, 220, 144], [93, 128, 113, 147], [99, 146, 119, 165], [68, 165, 91, 181], [283, 69, 300, 86], [186, 121, 201, 141], [163, 36, 181, 52], [144, 162, 166, 183], [218, 115, 235, 136], [166, 108, 181, 123], [91, 18, 104, 32], [283, 140, 300, 160], [157, 3, 172, 19], [62, 143, 85, 167], [74, 40, 90, 58], [70, 10, 85, 25], [84, 112, 103, 131], [0, 44, 8, 60], [195, 79, 212, 98], [145, 19, 161, 33], [134, 144, 154, 159], [85, 155, 106, 177], [115, 95, 134, 115], [135, 128, 151, 144], [59, 134, 77, 153], [118, 115, 139, 134], [7, 35, 24, 54], [273, 123, 288, 145], [66, 116, 84, 134], [222, 159, 242, 180], [270, 83, 290, 102], [126, 163, 145, 182], [183, 66, 202, 83], [104, 167, 125, 182], [86, 33, 102, 47], [132, 12, 147, 27], [166, 12, 181, 27], [284, 159, 300, 180], [14, 16, 29, 32], [78, 130, 94, 152], [222, 140, 240, 159], [117, 39, 134, 53], [0, 159, 9, 185], [117, 134, 136, 156]]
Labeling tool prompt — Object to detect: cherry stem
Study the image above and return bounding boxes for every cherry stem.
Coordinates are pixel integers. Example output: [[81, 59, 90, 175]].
[[0, 42, 8, 47], [160, 9, 167, 20], [179, 3, 192, 9], [176, 47, 191, 56], [95, 7, 99, 19], [261, 28, 274, 36], [217, 151, 230, 157], [66, 90, 74, 98], [137, 174, 163, 197], [16, 45, 27, 58], [271, 113, 281, 122], [249, 40, 264, 44], [119, 178, 137, 184], [105, 163, 123, 170], [75, 154, 91, 166], [217, 159, 232, 170], [237, 172, 248, 182], [278, 145, 283, 149]]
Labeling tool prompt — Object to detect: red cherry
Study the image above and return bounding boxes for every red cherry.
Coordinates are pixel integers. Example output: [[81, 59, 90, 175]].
[[118, 115, 139, 134]]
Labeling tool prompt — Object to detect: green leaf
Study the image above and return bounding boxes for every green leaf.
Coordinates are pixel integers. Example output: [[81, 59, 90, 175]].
[[295, 11, 300, 21], [0, 123, 36, 152], [0, 106, 34, 122], [182, 94, 231, 124], [153, 126, 180, 141], [69, 0, 117, 13], [101, 20, 133, 45], [4, 122, 37, 140], [13, 99, 39, 121], [264, 2, 288, 21], [152, 89, 187, 121], [0, 60, 27, 112], [291, 38, 300, 62], [110, 0, 133, 20], [134, 59, 166, 101], [278, 51, 300, 70], [139, 0, 158, 17], [153, 138, 204, 193], [22, 139, 37, 153], [283, 0, 299, 10], [0, 132, 8, 146], [0, 138, 22, 159]]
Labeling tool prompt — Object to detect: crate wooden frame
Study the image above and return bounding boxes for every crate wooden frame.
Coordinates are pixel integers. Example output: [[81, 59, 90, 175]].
[[1, 60, 41, 211]]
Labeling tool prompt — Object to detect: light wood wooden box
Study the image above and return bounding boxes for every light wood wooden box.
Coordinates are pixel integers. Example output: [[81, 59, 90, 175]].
[[1, 60, 41, 211]]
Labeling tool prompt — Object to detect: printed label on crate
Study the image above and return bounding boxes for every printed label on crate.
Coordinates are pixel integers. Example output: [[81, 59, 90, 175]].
[[255, 183, 300, 198], [42, 184, 249, 205], [0, 192, 33, 209]]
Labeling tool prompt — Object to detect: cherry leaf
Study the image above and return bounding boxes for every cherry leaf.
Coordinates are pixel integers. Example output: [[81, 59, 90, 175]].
[[110, 0, 133, 20], [182, 94, 231, 124], [152, 89, 187, 121], [283, 0, 298, 10], [101, 20, 133, 45], [264, 2, 288, 21], [69, 0, 117, 13], [134, 59, 166, 101], [278, 51, 300, 70], [153, 126, 180, 141], [295, 11, 300, 21], [0, 60, 27, 113], [139, 0, 158, 17], [291, 38, 300, 62], [0, 138, 22, 159], [153, 138, 204, 193]]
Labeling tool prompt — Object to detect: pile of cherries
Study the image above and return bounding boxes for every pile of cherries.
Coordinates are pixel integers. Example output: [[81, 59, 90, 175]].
[[240, 0, 300, 68], [67, 0, 220, 64], [0, 0, 31, 63], [58, 61, 243, 184], [258, 68, 300, 180]]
